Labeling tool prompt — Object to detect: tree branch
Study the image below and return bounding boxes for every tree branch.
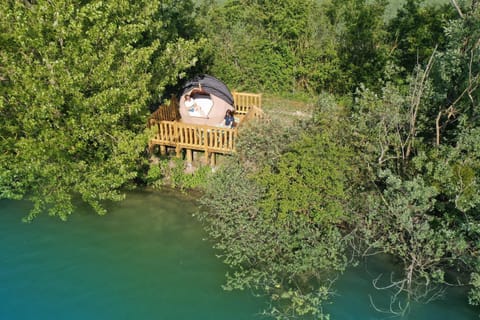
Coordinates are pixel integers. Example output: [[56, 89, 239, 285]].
[[450, 0, 465, 19], [406, 46, 437, 157]]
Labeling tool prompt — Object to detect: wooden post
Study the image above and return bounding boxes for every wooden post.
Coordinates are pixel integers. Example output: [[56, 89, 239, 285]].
[[186, 149, 193, 163], [160, 145, 166, 155], [210, 153, 216, 167], [148, 141, 154, 154], [204, 150, 209, 164]]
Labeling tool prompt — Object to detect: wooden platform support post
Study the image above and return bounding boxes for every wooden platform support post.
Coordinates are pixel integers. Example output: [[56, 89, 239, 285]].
[[160, 145, 166, 155], [148, 141, 154, 154], [210, 153, 216, 167], [204, 151, 209, 164], [186, 149, 193, 164]]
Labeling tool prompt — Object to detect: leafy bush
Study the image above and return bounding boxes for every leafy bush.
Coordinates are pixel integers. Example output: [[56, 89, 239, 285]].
[[198, 158, 348, 319], [147, 158, 211, 191], [236, 118, 303, 171], [199, 95, 354, 318]]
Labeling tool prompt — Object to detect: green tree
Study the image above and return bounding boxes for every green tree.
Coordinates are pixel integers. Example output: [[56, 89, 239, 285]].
[[387, 0, 455, 75], [198, 0, 340, 94], [413, 131, 480, 307], [0, 0, 204, 220], [429, 5, 480, 146], [199, 96, 354, 319], [326, 0, 389, 93], [346, 4, 480, 311], [356, 170, 469, 315]]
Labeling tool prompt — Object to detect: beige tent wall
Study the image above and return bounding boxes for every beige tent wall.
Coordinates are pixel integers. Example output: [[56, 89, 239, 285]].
[[179, 94, 234, 126]]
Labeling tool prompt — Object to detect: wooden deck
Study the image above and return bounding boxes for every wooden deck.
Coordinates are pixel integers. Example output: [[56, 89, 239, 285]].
[[148, 92, 263, 165]]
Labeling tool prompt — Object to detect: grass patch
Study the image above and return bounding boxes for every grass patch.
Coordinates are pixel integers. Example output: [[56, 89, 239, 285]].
[[262, 93, 315, 126]]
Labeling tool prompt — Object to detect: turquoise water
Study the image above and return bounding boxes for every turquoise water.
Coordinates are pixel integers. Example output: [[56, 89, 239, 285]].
[[326, 254, 479, 319], [0, 190, 266, 320], [1, 190, 478, 319]]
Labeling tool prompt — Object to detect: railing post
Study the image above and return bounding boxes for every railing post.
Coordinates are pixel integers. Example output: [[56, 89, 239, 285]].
[[186, 149, 193, 163]]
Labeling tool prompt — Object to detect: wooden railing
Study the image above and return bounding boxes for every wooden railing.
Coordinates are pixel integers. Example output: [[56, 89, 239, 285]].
[[148, 91, 263, 164], [237, 105, 266, 125], [147, 96, 180, 128], [232, 92, 262, 115], [150, 121, 237, 163], [156, 121, 237, 152]]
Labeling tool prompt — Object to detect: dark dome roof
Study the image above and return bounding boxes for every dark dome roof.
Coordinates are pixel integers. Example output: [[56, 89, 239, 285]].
[[180, 74, 234, 106]]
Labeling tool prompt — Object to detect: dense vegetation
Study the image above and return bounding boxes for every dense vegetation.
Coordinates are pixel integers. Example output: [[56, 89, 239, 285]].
[[0, 0, 203, 220], [197, 0, 480, 318], [1, 0, 479, 319]]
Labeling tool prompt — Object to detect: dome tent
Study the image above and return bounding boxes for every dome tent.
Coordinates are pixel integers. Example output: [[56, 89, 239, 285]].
[[179, 74, 235, 126]]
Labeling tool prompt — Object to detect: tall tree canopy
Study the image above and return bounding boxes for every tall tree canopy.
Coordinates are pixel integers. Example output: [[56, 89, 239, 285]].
[[0, 0, 203, 220], [325, 0, 389, 92], [387, 0, 455, 74], [347, 2, 480, 312], [198, 0, 339, 94]]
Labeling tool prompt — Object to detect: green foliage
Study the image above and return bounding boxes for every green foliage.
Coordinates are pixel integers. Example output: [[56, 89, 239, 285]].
[[149, 158, 211, 191], [411, 129, 480, 306], [178, 1, 480, 316], [198, 158, 348, 319], [357, 170, 469, 312], [194, 2, 480, 318], [326, 0, 389, 92], [257, 131, 350, 225], [199, 0, 340, 94], [197, 96, 357, 319], [469, 269, 480, 306], [349, 82, 413, 172], [387, 0, 455, 74], [412, 131, 480, 216], [235, 118, 303, 170], [386, 0, 450, 19], [427, 6, 480, 143], [0, 0, 205, 219], [344, 5, 480, 311], [145, 161, 164, 189], [1, 0, 478, 316]]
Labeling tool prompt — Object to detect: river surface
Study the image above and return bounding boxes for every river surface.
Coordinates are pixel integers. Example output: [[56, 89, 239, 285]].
[[1, 190, 478, 319]]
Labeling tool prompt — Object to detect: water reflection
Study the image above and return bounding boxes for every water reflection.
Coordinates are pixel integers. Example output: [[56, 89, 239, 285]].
[[326, 254, 479, 319]]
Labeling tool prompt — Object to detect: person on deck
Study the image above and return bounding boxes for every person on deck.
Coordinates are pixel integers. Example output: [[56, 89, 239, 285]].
[[223, 109, 235, 128], [184, 94, 196, 112]]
